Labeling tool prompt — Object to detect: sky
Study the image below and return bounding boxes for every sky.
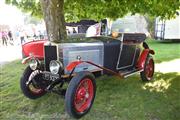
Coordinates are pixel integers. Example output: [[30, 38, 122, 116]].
[[0, 0, 24, 26]]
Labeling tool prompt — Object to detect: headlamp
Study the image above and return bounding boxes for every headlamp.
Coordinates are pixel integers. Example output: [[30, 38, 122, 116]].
[[29, 59, 38, 70], [49, 60, 63, 74]]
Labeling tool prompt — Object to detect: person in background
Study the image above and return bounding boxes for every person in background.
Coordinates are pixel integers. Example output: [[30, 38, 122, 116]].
[[33, 33, 37, 39], [2, 31, 8, 46], [20, 31, 25, 44], [66, 29, 70, 34], [14, 30, 20, 45], [73, 28, 77, 34], [8, 31, 13, 45], [38, 30, 44, 39]]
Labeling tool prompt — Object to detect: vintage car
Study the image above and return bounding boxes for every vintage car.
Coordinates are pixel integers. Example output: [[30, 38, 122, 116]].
[[20, 33, 155, 119]]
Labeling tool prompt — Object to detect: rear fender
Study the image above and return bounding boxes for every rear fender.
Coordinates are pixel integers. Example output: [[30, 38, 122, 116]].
[[136, 49, 155, 69]]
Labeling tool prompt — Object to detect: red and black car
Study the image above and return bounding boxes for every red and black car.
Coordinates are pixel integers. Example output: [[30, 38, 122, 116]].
[[20, 33, 155, 119]]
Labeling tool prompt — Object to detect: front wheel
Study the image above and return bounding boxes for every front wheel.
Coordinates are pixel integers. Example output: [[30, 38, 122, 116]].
[[65, 71, 96, 119], [140, 55, 155, 81], [20, 66, 46, 99]]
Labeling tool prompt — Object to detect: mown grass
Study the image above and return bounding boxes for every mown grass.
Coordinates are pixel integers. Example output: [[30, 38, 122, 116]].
[[0, 40, 180, 120], [1, 61, 180, 120], [146, 39, 180, 63]]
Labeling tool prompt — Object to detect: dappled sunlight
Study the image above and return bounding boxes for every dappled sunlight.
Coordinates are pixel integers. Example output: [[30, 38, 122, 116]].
[[142, 79, 171, 92], [142, 72, 180, 93]]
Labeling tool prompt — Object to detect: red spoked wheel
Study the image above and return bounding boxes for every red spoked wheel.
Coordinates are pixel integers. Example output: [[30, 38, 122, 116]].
[[145, 58, 154, 80], [74, 78, 94, 112], [140, 55, 155, 81], [65, 71, 96, 119]]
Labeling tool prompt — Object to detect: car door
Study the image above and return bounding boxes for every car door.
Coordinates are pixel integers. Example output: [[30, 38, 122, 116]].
[[116, 34, 140, 70]]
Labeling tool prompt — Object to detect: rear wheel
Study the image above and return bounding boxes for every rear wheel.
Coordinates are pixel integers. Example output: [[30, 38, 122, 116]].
[[140, 55, 154, 81], [65, 71, 96, 119], [20, 66, 46, 99]]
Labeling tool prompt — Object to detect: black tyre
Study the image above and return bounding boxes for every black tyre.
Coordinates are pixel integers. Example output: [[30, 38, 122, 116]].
[[20, 66, 46, 99], [140, 55, 155, 81], [65, 71, 96, 119]]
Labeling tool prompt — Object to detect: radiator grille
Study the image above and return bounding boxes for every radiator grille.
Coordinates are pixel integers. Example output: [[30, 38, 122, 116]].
[[44, 45, 57, 71]]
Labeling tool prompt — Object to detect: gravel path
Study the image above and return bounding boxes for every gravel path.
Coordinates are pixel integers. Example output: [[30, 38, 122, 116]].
[[155, 59, 180, 73], [0, 46, 22, 65]]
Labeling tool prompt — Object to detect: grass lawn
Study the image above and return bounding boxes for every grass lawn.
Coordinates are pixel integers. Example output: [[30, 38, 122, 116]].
[[146, 39, 180, 63], [0, 40, 180, 120]]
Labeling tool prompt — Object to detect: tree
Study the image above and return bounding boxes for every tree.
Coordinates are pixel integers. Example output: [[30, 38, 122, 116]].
[[144, 15, 156, 37], [40, 0, 67, 42], [6, 0, 180, 42]]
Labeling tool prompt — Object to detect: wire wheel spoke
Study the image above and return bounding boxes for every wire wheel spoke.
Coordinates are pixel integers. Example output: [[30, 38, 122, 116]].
[[74, 78, 94, 112]]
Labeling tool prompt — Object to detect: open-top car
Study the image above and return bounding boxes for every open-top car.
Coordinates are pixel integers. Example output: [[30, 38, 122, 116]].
[[20, 32, 155, 119]]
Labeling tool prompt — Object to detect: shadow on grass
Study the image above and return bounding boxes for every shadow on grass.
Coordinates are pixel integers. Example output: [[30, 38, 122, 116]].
[[0, 61, 180, 120], [140, 72, 180, 120]]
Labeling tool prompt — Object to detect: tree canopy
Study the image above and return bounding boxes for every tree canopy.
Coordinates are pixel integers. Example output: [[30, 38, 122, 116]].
[[6, 0, 180, 21], [5, 0, 180, 42]]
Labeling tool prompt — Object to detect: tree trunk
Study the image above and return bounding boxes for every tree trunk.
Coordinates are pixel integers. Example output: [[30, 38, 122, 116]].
[[40, 0, 67, 43]]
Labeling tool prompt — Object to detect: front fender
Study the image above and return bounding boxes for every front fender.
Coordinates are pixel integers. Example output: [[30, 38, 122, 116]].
[[136, 49, 155, 69], [66, 61, 124, 78], [66, 61, 83, 71], [22, 56, 32, 64], [21, 55, 43, 64]]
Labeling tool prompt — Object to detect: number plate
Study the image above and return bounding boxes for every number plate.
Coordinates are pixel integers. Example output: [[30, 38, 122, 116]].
[[43, 72, 59, 81]]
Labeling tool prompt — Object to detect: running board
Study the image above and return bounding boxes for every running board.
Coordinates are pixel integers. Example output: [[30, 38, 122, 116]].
[[121, 69, 143, 78]]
